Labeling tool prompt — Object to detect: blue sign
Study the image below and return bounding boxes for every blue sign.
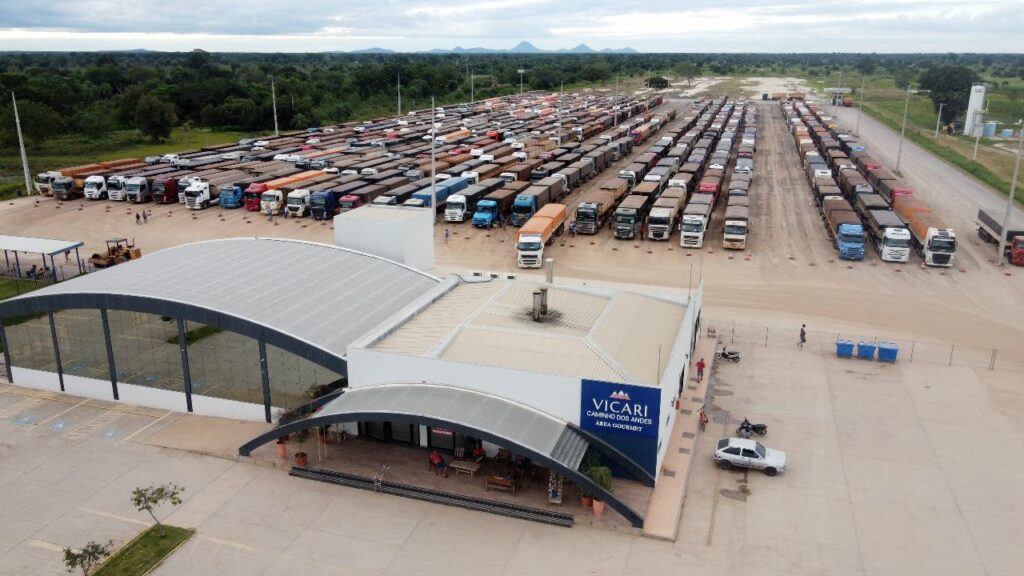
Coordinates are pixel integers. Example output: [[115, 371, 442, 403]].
[[580, 379, 661, 439]]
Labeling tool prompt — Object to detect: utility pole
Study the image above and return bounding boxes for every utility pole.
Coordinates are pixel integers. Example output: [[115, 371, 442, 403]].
[[855, 75, 866, 135], [517, 69, 526, 94], [11, 92, 32, 197], [430, 96, 436, 220], [470, 70, 474, 104], [397, 73, 402, 116], [934, 102, 946, 138], [614, 75, 619, 127], [973, 110, 985, 160], [270, 76, 279, 137], [895, 85, 911, 175], [996, 125, 1023, 265]]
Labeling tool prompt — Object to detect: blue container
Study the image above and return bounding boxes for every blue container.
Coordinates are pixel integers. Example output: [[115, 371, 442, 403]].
[[857, 342, 876, 360], [877, 341, 899, 363], [1002, 129, 1014, 139], [983, 122, 997, 138], [835, 340, 855, 358]]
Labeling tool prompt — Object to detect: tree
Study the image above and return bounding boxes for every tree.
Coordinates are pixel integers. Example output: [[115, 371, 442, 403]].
[[674, 62, 699, 87], [131, 483, 184, 536], [919, 65, 981, 124], [63, 540, 114, 576], [135, 95, 177, 142], [646, 76, 669, 89], [0, 98, 63, 146]]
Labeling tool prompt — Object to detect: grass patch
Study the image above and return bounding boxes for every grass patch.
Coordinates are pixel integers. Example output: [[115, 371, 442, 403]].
[[94, 524, 194, 576], [165, 325, 223, 345], [0, 277, 47, 301]]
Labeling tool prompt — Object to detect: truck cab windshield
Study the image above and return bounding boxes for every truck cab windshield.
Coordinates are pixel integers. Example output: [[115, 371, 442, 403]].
[[649, 216, 669, 226], [261, 193, 277, 203], [839, 233, 862, 244], [85, 182, 100, 190], [615, 214, 635, 224], [311, 195, 326, 206], [724, 224, 746, 235], [512, 204, 531, 215], [517, 241, 542, 251], [153, 183, 165, 193], [930, 238, 956, 253], [682, 222, 704, 233], [126, 183, 141, 192], [53, 181, 71, 191], [886, 237, 911, 248], [447, 202, 465, 211], [288, 197, 304, 206]]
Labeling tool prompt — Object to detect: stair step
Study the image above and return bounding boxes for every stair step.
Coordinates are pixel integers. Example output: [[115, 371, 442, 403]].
[[290, 467, 574, 528]]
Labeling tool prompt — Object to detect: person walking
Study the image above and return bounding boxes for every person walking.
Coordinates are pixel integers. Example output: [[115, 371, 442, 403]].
[[135, 213, 141, 225], [267, 207, 274, 222], [696, 358, 706, 382], [444, 228, 450, 244], [569, 220, 576, 237], [799, 324, 807, 349], [142, 211, 148, 224]]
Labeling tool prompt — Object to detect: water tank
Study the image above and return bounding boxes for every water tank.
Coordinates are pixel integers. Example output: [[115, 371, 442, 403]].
[[1001, 129, 1014, 138], [983, 122, 997, 138]]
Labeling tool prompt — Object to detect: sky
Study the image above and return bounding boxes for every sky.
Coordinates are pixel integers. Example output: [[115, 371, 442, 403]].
[[0, 0, 1021, 53]]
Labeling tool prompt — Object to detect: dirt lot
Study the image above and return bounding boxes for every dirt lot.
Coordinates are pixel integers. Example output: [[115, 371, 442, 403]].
[[2, 98, 1022, 355]]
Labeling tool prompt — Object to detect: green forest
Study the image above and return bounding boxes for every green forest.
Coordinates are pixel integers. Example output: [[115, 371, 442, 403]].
[[2, 51, 1022, 152]]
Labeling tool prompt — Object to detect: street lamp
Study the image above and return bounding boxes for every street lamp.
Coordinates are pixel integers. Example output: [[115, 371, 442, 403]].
[[996, 123, 1023, 265], [934, 102, 945, 138], [517, 69, 526, 94]]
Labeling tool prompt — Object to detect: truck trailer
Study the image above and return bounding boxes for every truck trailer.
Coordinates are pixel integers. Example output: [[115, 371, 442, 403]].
[[894, 197, 957, 267], [864, 209, 912, 263]]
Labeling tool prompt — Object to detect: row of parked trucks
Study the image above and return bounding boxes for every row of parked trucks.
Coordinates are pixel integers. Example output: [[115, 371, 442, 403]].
[[785, 99, 958, 267], [32, 90, 668, 227]]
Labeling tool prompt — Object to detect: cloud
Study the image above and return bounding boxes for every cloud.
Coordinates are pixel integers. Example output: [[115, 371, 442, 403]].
[[0, 0, 1019, 51]]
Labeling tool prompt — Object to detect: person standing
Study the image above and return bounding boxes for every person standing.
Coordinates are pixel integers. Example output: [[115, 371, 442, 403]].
[[444, 228, 450, 244], [569, 220, 576, 237], [696, 358, 706, 382], [142, 211, 148, 224], [799, 324, 807, 349], [135, 213, 141, 225]]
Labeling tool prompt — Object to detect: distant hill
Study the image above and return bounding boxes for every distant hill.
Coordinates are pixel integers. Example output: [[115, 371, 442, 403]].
[[356, 41, 637, 54]]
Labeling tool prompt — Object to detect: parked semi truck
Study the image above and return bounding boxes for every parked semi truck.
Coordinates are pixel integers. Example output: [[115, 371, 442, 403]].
[[864, 209, 912, 262], [823, 197, 866, 261], [613, 195, 650, 240], [125, 176, 153, 203], [893, 197, 957, 267], [722, 205, 750, 250], [445, 180, 501, 222], [411, 176, 469, 209], [185, 171, 246, 209], [576, 179, 628, 234], [83, 175, 108, 199], [976, 208, 1024, 265], [647, 195, 684, 240], [510, 186, 552, 227], [472, 188, 518, 228], [517, 203, 567, 268], [680, 198, 714, 248]]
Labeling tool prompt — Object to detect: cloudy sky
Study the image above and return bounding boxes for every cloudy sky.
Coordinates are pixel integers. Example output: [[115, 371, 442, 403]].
[[0, 0, 1020, 52]]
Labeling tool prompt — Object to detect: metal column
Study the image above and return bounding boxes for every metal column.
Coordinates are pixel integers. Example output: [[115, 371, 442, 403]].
[[100, 309, 118, 400], [0, 319, 12, 382], [258, 337, 272, 423], [177, 318, 193, 412], [48, 312, 64, 392]]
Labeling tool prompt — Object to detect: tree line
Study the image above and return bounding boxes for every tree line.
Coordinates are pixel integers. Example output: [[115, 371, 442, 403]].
[[0, 51, 1020, 148]]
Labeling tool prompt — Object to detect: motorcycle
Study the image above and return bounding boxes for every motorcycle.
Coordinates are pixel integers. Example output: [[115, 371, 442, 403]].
[[736, 418, 767, 439], [715, 346, 741, 362]]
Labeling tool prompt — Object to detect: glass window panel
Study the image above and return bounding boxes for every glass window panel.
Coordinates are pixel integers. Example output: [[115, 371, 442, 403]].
[[3, 312, 57, 372], [266, 343, 344, 411], [185, 321, 263, 406], [107, 310, 183, 393], [53, 309, 109, 381]]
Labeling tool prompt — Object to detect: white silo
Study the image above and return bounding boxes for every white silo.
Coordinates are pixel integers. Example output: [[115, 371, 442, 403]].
[[963, 84, 986, 136]]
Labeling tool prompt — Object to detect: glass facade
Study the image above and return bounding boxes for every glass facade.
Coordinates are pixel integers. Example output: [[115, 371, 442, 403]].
[[266, 342, 344, 411], [3, 312, 58, 372], [53, 309, 109, 380], [186, 321, 263, 406], [107, 310, 183, 393]]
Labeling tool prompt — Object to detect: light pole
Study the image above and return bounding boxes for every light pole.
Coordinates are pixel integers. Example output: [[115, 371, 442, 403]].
[[430, 96, 436, 218], [470, 70, 474, 104], [895, 85, 913, 176], [270, 75, 279, 137], [934, 102, 945, 138], [397, 73, 402, 116], [11, 92, 32, 197], [996, 124, 1023, 265], [855, 75, 866, 135], [972, 110, 985, 160], [517, 69, 526, 94]]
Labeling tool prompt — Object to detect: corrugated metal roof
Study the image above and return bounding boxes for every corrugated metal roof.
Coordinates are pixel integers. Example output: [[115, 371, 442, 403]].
[[6, 238, 439, 359], [592, 293, 686, 386], [0, 234, 84, 256], [319, 383, 585, 467]]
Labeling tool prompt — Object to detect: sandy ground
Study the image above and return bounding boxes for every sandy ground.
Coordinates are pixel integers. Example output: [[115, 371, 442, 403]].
[[2, 97, 1022, 355]]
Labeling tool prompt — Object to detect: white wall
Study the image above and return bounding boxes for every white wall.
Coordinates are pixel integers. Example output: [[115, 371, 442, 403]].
[[347, 348, 583, 425], [10, 367, 268, 422], [334, 207, 434, 271]]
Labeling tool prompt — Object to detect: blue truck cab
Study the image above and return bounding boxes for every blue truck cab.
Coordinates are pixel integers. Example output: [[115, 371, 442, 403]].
[[511, 193, 542, 227], [219, 185, 245, 209], [473, 199, 499, 228], [836, 223, 866, 260], [310, 190, 337, 220]]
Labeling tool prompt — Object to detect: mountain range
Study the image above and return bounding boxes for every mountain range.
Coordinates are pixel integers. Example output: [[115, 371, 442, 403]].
[[348, 41, 637, 55]]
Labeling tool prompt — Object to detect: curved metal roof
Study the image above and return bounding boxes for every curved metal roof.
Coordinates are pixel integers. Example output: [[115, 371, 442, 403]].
[[239, 383, 648, 527], [0, 238, 440, 374]]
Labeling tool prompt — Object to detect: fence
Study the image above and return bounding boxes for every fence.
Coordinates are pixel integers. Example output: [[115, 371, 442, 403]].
[[705, 318, 1024, 373], [0, 276, 53, 302]]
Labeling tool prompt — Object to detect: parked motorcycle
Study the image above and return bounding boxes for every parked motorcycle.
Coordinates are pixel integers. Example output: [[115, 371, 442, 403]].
[[715, 346, 741, 362], [736, 418, 767, 439]]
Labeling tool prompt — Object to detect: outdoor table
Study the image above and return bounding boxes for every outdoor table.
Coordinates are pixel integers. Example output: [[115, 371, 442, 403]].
[[448, 460, 481, 478]]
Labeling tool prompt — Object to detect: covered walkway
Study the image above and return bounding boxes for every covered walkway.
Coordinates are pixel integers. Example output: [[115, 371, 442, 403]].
[[0, 234, 85, 283]]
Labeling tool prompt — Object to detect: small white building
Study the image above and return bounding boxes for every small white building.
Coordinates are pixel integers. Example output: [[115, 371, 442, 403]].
[[334, 205, 434, 271]]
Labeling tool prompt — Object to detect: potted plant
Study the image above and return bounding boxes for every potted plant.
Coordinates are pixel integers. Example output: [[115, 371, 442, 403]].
[[275, 437, 287, 459], [587, 466, 614, 518], [579, 450, 600, 508], [293, 429, 310, 467]]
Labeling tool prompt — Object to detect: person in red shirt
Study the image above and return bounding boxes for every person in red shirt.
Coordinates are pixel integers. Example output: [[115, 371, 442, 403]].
[[429, 449, 448, 477], [696, 358, 706, 383]]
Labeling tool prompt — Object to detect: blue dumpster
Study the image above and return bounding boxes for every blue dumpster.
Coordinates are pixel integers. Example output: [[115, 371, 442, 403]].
[[877, 341, 899, 363], [835, 340, 855, 358], [857, 342, 876, 360]]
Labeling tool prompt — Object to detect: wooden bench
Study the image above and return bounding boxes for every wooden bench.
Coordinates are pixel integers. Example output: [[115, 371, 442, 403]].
[[485, 475, 518, 495]]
